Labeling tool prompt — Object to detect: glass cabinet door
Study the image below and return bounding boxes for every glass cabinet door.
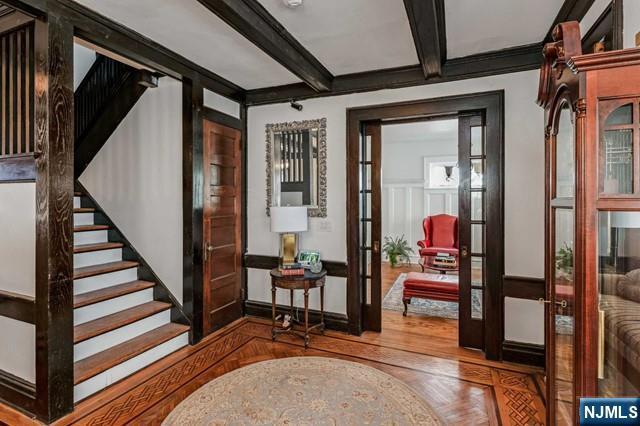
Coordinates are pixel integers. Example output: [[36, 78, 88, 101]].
[[596, 95, 640, 397], [551, 103, 575, 426]]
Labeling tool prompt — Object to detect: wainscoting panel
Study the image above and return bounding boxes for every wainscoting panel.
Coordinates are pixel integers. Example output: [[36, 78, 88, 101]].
[[382, 181, 457, 261]]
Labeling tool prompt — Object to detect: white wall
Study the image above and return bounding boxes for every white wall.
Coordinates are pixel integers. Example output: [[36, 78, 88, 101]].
[[624, 0, 640, 48], [381, 136, 458, 261], [247, 70, 545, 342], [74, 43, 96, 90], [0, 183, 36, 382], [80, 77, 184, 304], [204, 88, 241, 119]]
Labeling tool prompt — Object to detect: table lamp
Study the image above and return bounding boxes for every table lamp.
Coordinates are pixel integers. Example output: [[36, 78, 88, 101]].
[[271, 206, 308, 267]]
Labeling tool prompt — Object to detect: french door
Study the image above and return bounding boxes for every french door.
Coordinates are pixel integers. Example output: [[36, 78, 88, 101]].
[[359, 115, 487, 351], [360, 121, 382, 332], [458, 113, 487, 350]]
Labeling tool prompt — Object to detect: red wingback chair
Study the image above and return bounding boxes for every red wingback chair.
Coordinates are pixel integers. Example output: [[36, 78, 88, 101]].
[[417, 214, 459, 257]]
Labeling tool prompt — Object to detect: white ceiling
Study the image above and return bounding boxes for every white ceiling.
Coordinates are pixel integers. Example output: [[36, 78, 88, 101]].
[[74, 0, 301, 90], [71, 0, 574, 90], [382, 119, 458, 144], [257, 0, 418, 75], [445, 0, 564, 59]]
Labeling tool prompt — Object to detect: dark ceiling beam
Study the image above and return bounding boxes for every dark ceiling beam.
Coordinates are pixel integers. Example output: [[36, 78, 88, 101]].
[[544, 0, 595, 42], [245, 42, 543, 106], [196, 0, 333, 92], [403, 0, 446, 78], [3, 0, 245, 100]]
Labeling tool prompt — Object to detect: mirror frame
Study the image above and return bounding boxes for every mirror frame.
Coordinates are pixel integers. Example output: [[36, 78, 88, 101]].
[[265, 118, 327, 217]]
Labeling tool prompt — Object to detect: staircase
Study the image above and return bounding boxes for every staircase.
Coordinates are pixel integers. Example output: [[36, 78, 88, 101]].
[[72, 186, 189, 402], [74, 54, 157, 178]]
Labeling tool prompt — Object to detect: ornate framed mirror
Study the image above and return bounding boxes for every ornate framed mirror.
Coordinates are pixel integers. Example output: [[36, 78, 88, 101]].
[[266, 118, 327, 217]]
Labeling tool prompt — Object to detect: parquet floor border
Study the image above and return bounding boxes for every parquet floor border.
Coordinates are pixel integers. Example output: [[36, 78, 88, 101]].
[[0, 318, 546, 425]]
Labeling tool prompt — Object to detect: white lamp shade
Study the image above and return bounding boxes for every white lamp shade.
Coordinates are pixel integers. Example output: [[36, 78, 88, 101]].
[[271, 206, 308, 233]]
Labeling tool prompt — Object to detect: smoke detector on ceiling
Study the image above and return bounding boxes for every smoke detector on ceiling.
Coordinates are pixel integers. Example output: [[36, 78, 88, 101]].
[[282, 0, 303, 8]]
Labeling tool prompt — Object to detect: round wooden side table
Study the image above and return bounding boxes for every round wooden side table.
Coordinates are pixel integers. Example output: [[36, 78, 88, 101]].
[[270, 268, 326, 348]]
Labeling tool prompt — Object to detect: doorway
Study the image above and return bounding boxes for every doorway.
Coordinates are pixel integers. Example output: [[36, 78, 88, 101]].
[[346, 92, 505, 360]]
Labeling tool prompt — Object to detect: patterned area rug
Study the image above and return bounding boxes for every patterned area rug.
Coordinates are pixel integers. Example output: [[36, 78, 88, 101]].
[[163, 357, 444, 425], [383, 273, 482, 319]]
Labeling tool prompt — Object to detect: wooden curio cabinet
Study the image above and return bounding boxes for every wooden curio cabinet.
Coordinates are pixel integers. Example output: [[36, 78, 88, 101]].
[[539, 22, 640, 425]]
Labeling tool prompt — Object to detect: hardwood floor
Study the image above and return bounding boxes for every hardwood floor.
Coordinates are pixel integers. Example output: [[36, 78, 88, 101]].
[[1, 316, 545, 425]]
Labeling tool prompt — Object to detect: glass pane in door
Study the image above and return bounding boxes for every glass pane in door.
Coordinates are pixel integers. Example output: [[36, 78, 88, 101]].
[[597, 211, 640, 397], [554, 208, 575, 426], [555, 106, 575, 198]]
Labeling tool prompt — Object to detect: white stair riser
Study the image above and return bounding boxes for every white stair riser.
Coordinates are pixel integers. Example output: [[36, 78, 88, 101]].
[[74, 310, 171, 362], [74, 268, 138, 295], [74, 212, 94, 226], [73, 332, 188, 402], [74, 230, 108, 246], [74, 196, 81, 209], [74, 249, 122, 269], [74, 289, 154, 326]]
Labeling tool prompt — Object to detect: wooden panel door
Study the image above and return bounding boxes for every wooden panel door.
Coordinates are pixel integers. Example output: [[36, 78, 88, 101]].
[[203, 119, 242, 335], [361, 121, 382, 332]]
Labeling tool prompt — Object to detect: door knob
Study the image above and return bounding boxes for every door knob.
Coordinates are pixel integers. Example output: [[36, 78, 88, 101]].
[[204, 243, 214, 261], [372, 241, 380, 254], [460, 246, 469, 258]]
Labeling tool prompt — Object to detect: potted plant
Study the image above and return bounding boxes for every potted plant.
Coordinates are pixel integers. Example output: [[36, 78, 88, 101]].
[[555, 243, 573, 278], [382, 235, 414, 268]]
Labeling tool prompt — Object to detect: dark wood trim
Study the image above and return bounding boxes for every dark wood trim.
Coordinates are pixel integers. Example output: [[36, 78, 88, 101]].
[[0, 155, 36, 182], [74, 182, 190, 327], [545, 0, 596, 42], [0, 290, 35, 324], [245, 43, 542, 106], [403, 0, 445, 78], [0, 369, 36, 416], [182, 77, 205, 345], [33, 11, 74, 422], [346, 91, 505, 361], [196, 0, 332, 92], [202, 107, 242, 130], [7, 0, 244, 99], [240, 105, 248, 310], [502, 340, 545, 368], [244, 300, 349, 332], [0, 9, 34, 35], [243, 254, 348, 278], [503, 275, 545, 300]]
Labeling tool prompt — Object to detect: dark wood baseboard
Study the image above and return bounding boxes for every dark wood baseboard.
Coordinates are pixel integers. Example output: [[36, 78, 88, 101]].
[[244, 254, 347, 278], [244, 300, 349, 332], [502, 340, 545, 368], [0, 290, 35, 324], [0, 369, 36, 416], [503, 275, 545, 300]]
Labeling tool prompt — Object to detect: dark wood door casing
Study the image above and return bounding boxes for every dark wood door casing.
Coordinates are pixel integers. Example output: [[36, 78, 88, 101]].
[[346, 92, 504, 361], [202, 119, 243, 335]]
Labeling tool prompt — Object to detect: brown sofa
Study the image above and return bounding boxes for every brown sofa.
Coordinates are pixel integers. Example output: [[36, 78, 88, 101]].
[[599, 270, 640, 395]]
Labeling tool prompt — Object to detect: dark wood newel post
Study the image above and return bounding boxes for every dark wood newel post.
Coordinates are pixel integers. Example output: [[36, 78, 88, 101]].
[[182, 77, 204, 344], [33, 10, 75, 422]]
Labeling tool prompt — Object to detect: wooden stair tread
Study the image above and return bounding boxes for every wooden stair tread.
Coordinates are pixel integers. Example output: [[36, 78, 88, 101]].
[[74, 207, 95, 213], [74, 301, 171, 344], [74, 224, 109, 232], [74, 191, 82, 196], [74, 322, 188, 384], [74, 261, 138, 280], [74, 242, 124, 254], [74, 280, 155, 308]]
